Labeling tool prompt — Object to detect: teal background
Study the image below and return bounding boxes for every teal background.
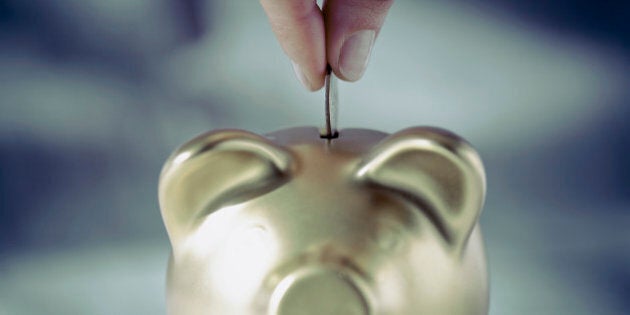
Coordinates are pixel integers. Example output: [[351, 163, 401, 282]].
[[0, 1, 628, 314]]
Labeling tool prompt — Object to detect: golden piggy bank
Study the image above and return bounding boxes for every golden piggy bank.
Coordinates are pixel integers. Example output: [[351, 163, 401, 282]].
[[159, 126, 488, 315]]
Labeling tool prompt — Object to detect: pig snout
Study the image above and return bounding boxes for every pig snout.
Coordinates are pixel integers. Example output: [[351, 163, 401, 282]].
[[267, 265, 371, 315]]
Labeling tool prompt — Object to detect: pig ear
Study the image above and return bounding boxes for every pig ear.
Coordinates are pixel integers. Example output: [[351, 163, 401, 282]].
[[159, 130, 294, 244], [355, 127, 486, 254]]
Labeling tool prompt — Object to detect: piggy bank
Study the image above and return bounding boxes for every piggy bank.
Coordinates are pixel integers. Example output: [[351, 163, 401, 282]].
[[159, 126, 488, 315]]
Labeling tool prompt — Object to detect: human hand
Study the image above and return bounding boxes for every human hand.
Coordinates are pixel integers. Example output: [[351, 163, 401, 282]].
[[260, 0, 394, 91]]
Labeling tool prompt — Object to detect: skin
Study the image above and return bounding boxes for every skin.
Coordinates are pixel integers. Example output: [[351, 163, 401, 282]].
[[260, 0, 395, 91]]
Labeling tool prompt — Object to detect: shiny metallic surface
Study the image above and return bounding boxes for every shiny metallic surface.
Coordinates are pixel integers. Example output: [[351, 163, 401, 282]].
[[267, 266, 370, 315], [321, 66, 339, 139], [159, 126, 488, 315]]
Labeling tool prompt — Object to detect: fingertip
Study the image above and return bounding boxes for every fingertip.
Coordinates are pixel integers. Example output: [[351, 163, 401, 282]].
[[308, 69, 326, 91], [291, 60, 312, 90], [337, 29, 376, 81], [292, 61, 325, 91], [303, 73, 325, 92]]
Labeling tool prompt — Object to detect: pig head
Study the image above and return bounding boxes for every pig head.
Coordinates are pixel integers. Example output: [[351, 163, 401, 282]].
[[159, 127, 488, 315]]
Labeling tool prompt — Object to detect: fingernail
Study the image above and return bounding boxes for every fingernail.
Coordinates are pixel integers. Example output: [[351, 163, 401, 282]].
[[291, 60, 312, 90], [339, 30, 375, 81]]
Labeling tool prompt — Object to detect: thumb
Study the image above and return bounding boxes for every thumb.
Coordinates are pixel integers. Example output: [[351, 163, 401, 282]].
[[324, 0, 394, 81]]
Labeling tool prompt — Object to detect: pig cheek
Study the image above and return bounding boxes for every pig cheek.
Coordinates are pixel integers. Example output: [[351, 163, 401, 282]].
[[370, 217, 455, 313], [211, 224, 279, 304], [363, 218, 412, 313], [172, 221, 279, 310]]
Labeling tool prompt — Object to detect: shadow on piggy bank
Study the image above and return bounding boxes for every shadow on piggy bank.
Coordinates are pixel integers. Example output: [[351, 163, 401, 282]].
[[159, 126, 488, 315]]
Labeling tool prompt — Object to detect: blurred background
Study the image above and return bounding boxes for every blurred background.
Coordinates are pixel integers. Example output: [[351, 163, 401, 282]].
[[0, 0, 628, 314]]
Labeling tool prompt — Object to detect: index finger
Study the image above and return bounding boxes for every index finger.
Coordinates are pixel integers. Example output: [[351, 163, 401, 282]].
[[260, 0, 327, 91]]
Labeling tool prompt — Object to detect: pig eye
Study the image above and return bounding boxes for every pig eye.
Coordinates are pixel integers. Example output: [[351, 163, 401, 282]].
[[374, 219, 406, 252], [228, 225, 272, 255]]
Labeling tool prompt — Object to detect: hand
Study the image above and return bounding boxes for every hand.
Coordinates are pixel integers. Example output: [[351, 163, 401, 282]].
[[260, 0, 394, 91]]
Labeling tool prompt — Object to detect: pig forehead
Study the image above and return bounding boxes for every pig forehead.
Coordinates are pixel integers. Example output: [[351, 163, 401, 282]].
[[281, 145, 372, 201], [249, 154, 417, 227], [266, 127, 388, 155], [241, 180, 419, 256], [270, 127, 389, 183], [262, 128, 407, 215], [252, 127, 418, 225]]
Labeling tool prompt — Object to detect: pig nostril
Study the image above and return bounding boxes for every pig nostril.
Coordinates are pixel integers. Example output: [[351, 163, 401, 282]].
[[268, 266, 370, 315]]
